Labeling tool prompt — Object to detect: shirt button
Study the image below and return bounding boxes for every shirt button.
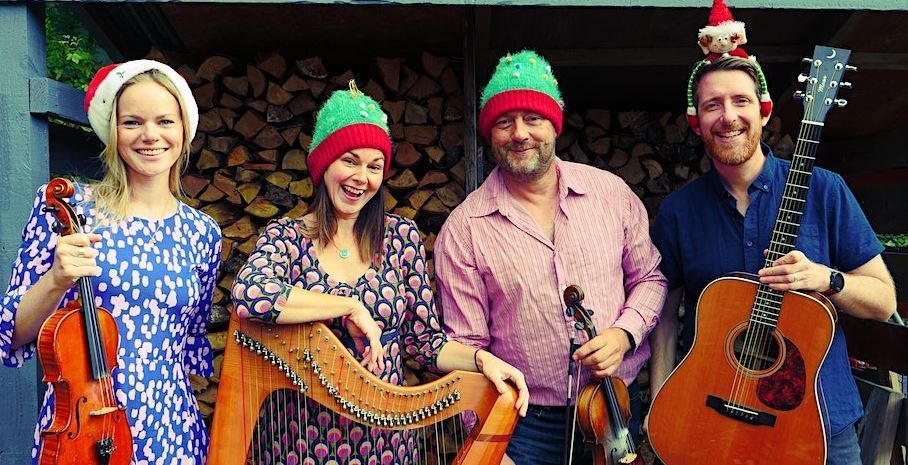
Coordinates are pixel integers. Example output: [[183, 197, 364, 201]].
[[746, 240, 754, 247], [763, 184, 769, 190]]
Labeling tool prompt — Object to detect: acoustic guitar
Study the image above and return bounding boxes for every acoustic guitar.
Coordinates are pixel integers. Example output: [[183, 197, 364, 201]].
[[648, 45, 854, 465]]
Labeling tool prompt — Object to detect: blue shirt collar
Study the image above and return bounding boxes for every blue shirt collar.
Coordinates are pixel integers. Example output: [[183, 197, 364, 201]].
[[704, 142, 777, 201]]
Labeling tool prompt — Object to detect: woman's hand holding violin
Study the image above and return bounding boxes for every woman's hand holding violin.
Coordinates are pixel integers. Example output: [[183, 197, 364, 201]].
[[49, 233, 102, 290]]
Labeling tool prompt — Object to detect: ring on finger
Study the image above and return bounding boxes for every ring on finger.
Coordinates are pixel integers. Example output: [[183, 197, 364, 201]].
[[792, 272, 798, 282], [77, 248, 85, 258]]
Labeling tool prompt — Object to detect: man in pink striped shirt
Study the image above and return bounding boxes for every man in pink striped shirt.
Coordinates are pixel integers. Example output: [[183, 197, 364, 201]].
[[435, 50, 667, 464]]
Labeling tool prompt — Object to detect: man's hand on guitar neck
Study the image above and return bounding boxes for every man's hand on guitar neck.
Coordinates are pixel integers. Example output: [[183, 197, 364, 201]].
[[757, 249, 830, 293]]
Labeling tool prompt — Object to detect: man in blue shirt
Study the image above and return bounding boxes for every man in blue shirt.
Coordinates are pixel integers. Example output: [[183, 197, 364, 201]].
[[648, 56, 897, 465]]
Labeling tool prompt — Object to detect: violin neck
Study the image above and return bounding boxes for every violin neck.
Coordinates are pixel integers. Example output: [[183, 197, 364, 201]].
[[77, 276, 110, 380]]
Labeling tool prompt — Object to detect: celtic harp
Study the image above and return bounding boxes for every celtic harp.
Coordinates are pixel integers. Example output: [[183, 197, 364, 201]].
[[208, 314, 518, 464]]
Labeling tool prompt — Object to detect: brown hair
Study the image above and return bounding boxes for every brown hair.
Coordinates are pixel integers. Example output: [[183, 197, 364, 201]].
[[691, 57, 763, 110], [300, 183, 387, 261]]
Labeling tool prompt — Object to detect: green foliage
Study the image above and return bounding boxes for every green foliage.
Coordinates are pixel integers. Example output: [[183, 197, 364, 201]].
[[879, 234, 908, 250], [46, 4, 101, 91]]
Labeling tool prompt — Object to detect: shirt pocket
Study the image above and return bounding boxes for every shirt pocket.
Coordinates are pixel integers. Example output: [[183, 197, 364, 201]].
[[794, 224, 824, 264]]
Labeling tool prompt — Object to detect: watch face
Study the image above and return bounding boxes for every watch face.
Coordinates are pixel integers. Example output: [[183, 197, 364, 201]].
[[831, 271, 845, 292]]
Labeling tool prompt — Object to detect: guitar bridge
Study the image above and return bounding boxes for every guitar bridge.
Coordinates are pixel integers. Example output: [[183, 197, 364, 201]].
[[706, 394, 776, 427]]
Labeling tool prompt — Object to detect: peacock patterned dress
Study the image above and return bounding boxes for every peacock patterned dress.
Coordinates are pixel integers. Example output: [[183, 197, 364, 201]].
[[0, 183, 222, 465], [232, 214, 447, 465]]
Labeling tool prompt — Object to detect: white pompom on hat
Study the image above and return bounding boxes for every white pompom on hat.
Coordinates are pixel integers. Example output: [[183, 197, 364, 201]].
[[83, 59, 198, 145]]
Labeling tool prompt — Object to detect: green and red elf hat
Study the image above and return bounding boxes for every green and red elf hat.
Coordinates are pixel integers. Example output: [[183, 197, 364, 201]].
[[478, 50, 565, 141], [308, 80, 391, 186], [686, 0, 773, 130]]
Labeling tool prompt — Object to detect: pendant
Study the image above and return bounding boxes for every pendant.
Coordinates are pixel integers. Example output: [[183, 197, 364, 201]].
[[338, 248, 350, 259]]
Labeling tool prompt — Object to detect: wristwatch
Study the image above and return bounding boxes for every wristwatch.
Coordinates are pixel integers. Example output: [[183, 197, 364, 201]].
[[825, 269, 845, 296]]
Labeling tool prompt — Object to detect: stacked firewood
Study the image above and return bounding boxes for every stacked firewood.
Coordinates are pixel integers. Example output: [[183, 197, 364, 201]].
[[172, 50, 467, 420]]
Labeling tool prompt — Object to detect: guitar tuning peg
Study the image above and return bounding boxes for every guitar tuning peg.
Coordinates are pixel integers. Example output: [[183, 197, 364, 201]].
[[801, 57, 813, 65], [793, 91, 805, 101], [839, 81, 853, 89], [845, 65, 858, 72], [834, 98, 848, 108], [797, 74, 808, 83]]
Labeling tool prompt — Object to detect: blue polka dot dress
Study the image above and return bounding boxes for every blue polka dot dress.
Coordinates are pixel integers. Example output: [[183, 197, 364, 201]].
[[0, 183, 222, 465]]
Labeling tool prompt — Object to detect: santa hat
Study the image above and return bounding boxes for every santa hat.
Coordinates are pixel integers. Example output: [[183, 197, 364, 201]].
[[308, 80, 391, 187], [686, 0, 773, 130], [84, 59, 198, 145], [478, 50, 564, 141]]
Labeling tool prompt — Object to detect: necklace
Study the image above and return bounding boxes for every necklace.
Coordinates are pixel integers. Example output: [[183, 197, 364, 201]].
[[330, 241, 351, 259], [147, 219, 163, 246]]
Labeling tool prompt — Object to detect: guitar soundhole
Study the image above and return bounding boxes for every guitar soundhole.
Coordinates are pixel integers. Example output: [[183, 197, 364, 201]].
[[730, 328, 782, 373]]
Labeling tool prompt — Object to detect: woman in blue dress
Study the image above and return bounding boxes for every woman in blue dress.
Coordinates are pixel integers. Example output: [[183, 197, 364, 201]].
[[0, 59, 222, 464]]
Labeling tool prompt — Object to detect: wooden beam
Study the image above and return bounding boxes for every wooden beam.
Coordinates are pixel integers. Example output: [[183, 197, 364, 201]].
[[463, 8, 480, 193], [29, 77, 90, 126]]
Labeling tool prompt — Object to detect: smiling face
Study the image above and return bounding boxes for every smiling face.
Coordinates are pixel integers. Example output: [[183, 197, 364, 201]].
[[694, 69, 769, 167], [322, 148, 385, 220], [489, 110, 557, 181], [115, 80, 184, 185]]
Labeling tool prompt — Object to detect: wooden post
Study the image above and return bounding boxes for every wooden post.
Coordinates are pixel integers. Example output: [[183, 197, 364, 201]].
[[0, 3, 46, 463], [463, 8, 481, 193]]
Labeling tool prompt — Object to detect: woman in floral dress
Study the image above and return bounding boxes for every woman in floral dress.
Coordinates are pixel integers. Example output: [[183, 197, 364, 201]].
[[0, 60, 221, 464], [232, 82, 528, 465]]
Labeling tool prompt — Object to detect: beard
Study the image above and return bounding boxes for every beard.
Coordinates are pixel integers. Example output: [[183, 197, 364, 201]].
[[703, 122, 762, 167], [492, 139, 556, 181]]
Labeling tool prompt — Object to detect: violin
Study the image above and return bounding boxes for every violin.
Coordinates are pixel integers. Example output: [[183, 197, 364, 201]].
[[564, 285, 642, 465], [36, 178, 133, 464]]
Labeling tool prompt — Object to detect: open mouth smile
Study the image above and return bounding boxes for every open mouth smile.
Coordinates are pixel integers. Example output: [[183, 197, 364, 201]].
[[342, 185, 365, 199]]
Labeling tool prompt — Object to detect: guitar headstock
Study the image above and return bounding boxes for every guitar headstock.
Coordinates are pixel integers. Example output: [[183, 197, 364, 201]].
[[794, 45, 854, 123]]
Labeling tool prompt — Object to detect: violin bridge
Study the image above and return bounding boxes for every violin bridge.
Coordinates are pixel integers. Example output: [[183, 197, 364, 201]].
[[89, 406, 118, 416]]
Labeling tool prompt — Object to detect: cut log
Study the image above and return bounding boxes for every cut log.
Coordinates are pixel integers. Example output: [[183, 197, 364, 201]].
[[382, 100, 407, 124], [280, 126, 302, 145], [419, 170, 449, 187], [405, 103, 429, 125], [266, 82, 294, 106], [176, 64, 201, 86], [219, 93, 243, 110], [405, 125, 437, 145], [567, 112, 584, 129], [237, 236, 259, 255], [421, 52, 449, 79], [608, 149, 630, 169], [227, 145, 251, 167], [407, 76, 441, 101], [557, 131, 576, 153], [587, 137, 611, 156], [282, 74, 309, 92], [390, 124, 404, 140], [394, 142, 422, 167], [247, 100, 267, 113], [426, 146, 445, 165], [361, 80, 386, 102], [450, 158, 466, 185], [256, 51, 287, 79], [199, 185, 226, 202], [421, 198, 449, 215], [235, 167, 260, 183], [441, 123, 463, 150], [235, 111, 266, 140], [384, 187, 398, 211], [398, 65, 418, 94], [257, 149, 279, 164], [245, 198, 280, 218], [213, 171, 237, 194], [642, 158, 664, 179], [198, 56, 233, 82], [307, 79, 327, 98], [223, 215, 256, 239], [427, 97, 443, 125], [265, 183, 295, 209], [408, 188, 434, 210], [197, 149, 222, 170], [288, 178, 315, 198], [296, 57, 328, 79], [201, 201, 242, 226], [209, 136, 238, 154], [387, 169, 418, 190], [265, 171, 294, 189], [223, 75, 249, 97], [435, 182, 465, 208], [393, 206, 417, 220], [246, 64, 267, 98], [375, 57, 403, 92], [216, 108, 237, 130], [617, 156, 646, 185], [266, 105, 292, 124], [237, 183, 261, 204], [193, 83, 217, 110], [632, 143, 655, 159], [298, 133, 313, 151], [584, 125, 605, 142], [182, 175, 209, 198], [284, 200, 309, 219], [439, 67, 460, 94], [330, 70, 355, 88], [288, 92, 317, 116], [243, 162, 277, 172], [254, 126, 284, 149], [569, 143, 590, 165]]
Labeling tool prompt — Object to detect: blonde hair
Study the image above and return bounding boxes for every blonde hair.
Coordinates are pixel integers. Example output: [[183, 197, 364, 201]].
[[92, 69, 190, 220]]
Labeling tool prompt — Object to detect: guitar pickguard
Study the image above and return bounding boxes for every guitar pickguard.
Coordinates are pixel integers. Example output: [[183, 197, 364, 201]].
[[757, 337, 806, 411]]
